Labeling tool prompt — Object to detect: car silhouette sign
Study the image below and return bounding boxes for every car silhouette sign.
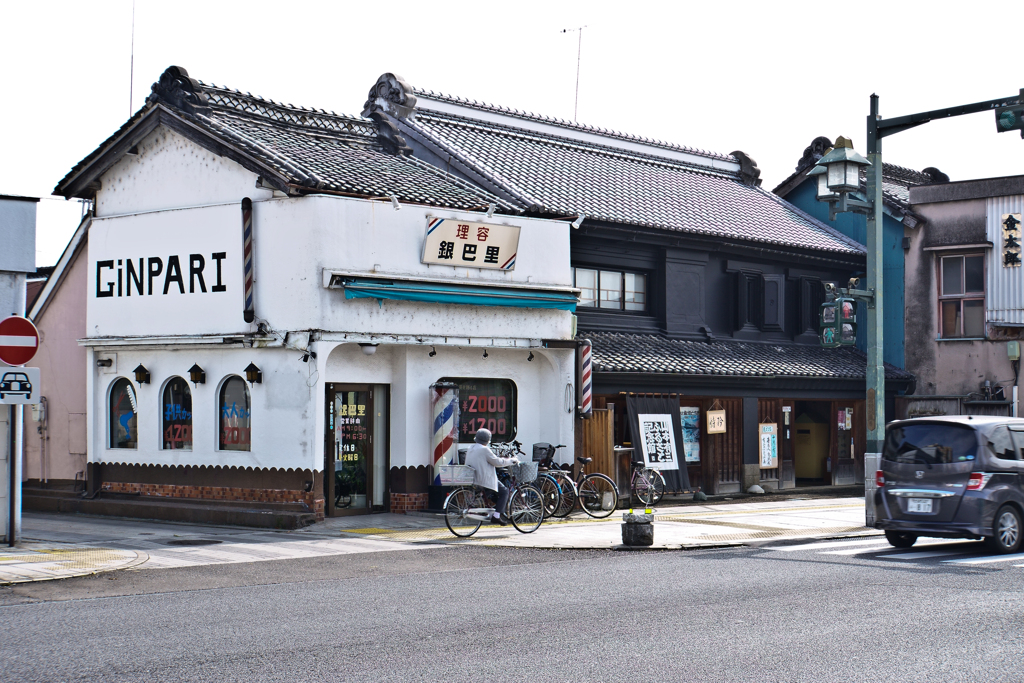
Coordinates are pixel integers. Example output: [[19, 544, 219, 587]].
[[0, 366, 40, 405]]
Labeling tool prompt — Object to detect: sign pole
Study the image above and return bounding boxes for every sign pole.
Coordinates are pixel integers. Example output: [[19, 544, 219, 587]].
[[7, 405, 14, 546]]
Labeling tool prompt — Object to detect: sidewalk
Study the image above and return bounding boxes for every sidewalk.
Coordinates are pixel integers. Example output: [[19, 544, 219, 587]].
[[1, 496, 875, 584]]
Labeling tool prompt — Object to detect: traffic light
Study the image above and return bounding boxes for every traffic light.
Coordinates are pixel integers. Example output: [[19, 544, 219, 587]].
[[820, 297, 856, 348], [995, 104, 1024, 138], [838, 297, 857, 346], [820, 301, 839, 348]]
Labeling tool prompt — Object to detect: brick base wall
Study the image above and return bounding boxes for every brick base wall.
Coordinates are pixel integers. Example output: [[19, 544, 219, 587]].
[[102, 482, 325, 521], [390, 492, 428, 513]]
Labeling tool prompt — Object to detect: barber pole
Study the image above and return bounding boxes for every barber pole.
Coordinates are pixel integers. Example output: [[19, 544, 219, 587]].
[[241, 197, 255, 323], [430, 382, 460, 485], [579, 339, 593, 418]]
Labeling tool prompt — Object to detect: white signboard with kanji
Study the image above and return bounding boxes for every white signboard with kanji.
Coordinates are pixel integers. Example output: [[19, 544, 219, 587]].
[[706, 409, 726, 434], [637, 413, 679, 471], [759, 423, 778, 469], [421, 218, 521, 270]]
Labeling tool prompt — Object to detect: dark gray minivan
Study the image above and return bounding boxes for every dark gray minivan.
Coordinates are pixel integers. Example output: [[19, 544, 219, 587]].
[[873, 416, 1024, 553]]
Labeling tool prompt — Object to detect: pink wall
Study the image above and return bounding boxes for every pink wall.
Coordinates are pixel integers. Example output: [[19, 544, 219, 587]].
[[23, 246, 88, 483]]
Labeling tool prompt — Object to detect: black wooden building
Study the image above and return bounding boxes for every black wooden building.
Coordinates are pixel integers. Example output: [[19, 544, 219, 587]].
[[363, 73, 914, 494]]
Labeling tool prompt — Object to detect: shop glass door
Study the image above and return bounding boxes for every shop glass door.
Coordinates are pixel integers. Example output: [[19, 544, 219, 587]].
[[330, 386, 373, 514]]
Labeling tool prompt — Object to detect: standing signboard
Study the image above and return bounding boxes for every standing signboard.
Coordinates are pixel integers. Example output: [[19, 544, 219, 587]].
[[759, 423, 778, 469]]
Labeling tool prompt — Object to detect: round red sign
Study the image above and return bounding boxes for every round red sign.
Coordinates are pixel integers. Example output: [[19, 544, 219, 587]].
[[0, 316, 39, 366]]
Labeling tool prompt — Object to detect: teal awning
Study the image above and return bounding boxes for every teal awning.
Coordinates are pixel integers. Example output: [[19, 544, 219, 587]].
[[340, 278, 577, 311]]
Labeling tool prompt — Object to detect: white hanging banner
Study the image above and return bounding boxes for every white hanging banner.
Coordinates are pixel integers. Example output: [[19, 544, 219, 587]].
[[637, 413, 679, 471]]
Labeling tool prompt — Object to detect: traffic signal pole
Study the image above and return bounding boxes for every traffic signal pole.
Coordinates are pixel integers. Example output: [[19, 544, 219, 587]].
[[865, 94, 885, 455]]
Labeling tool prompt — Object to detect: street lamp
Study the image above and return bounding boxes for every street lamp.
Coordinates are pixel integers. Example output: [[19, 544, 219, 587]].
[[811, 136, 872, 220]]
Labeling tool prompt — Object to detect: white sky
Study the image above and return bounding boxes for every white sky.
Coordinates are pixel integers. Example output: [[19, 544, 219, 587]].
[[3, 0, 1023, 267]]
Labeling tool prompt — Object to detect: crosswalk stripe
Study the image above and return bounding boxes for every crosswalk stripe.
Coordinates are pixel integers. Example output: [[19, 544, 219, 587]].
[[881, 550, 968, 560], [771, 537, 887, 552], [942, 552, 1024, 565]]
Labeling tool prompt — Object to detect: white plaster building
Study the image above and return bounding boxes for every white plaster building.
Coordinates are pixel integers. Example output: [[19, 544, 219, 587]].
[[50, 67, 576, 523]]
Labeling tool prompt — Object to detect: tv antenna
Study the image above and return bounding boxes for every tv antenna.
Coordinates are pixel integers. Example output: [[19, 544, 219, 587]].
[[129, 0, 136, 115], [561, 26, 586, 123]]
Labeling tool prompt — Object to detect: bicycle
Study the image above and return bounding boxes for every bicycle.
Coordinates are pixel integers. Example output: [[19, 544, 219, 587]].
[[495, 441, 562, 519], [535, 444, 619, 519], [629, 461, 666, 507], [443, 453, 546, 537]]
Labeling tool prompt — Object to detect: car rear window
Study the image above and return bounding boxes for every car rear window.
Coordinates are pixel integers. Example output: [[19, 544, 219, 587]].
[[884, 423, 978, 465]]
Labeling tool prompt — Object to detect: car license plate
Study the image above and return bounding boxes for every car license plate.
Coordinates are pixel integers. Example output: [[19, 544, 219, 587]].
[[908, 498, 932, 513]]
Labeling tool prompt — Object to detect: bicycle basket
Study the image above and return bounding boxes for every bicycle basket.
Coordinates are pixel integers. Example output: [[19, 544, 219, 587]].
[[437, 464, 476, 486], [507, 460, 538, 483]]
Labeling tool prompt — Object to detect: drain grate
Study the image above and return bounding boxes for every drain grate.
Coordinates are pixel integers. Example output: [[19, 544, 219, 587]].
[[165, 539, 223, 547]]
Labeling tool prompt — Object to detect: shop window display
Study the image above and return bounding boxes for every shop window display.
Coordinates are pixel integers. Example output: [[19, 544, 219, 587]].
[[219, 376, 251, 451], [162, 377, 193, 450], [109, 377, 138, 449], [441, 377, 517, 443]]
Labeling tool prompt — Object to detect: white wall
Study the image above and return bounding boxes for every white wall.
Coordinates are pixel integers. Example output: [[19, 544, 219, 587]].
[[90, 346, 314, 470], [96, 128, 273, 217]]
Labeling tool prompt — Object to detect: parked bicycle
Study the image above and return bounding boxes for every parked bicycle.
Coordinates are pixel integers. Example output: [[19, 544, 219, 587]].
[[443, 448, 546, 537], [629, 461, 665, 507], [495, 441, 562, 519], [535, 444, 619, 518]]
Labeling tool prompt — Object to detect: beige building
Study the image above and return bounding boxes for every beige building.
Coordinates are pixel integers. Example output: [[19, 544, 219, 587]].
[[902, 175, 1024, 418]]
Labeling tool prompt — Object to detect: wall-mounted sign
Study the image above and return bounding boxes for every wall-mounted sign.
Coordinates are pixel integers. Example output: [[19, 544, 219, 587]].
[[421, 218, 520, 270], [838, 408, 853, 431], [637, 413, 679, 471], [759, 423, 778, 469], [680, 406, 700, 462], [1002, 213, 1021, 267], [707, 409, 726, 434]]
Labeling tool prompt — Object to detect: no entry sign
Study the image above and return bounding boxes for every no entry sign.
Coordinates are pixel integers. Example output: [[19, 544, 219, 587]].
[[0, 316, 39, 366]]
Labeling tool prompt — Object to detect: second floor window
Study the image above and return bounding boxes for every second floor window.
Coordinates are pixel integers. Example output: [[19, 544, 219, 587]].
[[574, 267, 646, 311], [940, 254, 985, 338]]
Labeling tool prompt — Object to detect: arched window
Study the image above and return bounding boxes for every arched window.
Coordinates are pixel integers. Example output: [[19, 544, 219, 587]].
[[162, 377, 192, 450], [219, 376, 251, 451], [109, 378, 138, 449]]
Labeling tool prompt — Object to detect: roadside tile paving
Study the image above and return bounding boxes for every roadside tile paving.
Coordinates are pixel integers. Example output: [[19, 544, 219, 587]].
[[1, 497, 874, 582]]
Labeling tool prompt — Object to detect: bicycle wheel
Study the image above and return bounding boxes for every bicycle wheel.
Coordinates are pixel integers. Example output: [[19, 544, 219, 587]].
[[508, 484, 544, 533], [633, 468, 665, 507], [649, 469, 666, 505], [536, 474, 562, 519], [550, 472, 577, 518], [578, 474, 618, 518], [445, 487, 483, 537]]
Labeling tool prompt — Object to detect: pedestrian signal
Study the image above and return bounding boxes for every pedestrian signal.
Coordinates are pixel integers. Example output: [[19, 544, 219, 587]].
[[820, 297, 856, 348]]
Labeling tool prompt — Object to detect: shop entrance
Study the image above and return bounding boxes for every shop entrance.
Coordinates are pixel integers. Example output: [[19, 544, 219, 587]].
[[793, 401, 831, 486], [325, 384, 389, 516]]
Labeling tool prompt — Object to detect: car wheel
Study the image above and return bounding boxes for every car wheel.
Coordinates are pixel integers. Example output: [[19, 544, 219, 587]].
[[986, 505, 1023, 554], [885, 531, 917, 548]]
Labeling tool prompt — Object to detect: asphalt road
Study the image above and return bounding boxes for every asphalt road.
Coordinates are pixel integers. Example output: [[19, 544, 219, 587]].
[[2, 539, 1022, 682]]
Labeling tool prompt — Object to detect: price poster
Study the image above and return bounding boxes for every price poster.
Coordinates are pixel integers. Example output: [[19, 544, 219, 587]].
[[759, 423, 778, 469], [707, 409, 727, 434], [680, 406, 701, 462]]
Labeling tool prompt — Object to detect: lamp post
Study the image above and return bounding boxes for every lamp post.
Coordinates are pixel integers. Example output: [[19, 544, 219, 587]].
[[813, 89, 1024, 462]]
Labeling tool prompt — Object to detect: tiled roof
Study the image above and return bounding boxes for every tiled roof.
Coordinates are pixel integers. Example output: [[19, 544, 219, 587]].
[[409, 87, 734, 163], [404, 109, 864, 255], [583, 331, 913, 381], [55, 68, 515, 213]]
